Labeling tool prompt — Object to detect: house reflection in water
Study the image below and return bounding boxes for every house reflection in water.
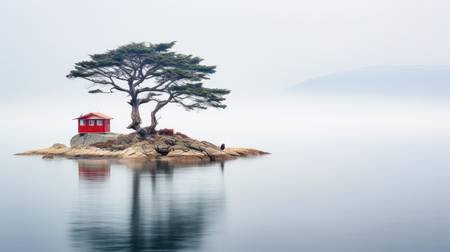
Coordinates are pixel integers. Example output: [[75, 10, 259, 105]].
[[78, 159, 111, 182], [71, 160, 225, 252]]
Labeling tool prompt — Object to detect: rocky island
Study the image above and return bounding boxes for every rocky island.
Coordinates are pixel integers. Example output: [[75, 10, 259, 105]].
[[17, 42, 269, 165], [17, 132, 268, 163]]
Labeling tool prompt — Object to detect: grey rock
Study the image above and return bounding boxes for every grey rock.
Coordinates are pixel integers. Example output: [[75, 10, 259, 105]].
[[155, 144, 171, 156], [52, 143, 67, 149], [201, 141, 219, 149], [164, 138, 177, 146], [170, 144, 190, 152], [70, 133, 120, 148]]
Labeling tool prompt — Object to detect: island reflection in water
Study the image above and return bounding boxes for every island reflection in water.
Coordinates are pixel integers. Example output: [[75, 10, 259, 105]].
[[71, 159, 225, 252], [78, 160, 111, 182]]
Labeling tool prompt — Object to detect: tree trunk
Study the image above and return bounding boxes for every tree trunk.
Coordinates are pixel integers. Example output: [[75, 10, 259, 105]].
[[147, 100, 170, 135], [127, 101, 147, 137], [147, 105, 161, 135]]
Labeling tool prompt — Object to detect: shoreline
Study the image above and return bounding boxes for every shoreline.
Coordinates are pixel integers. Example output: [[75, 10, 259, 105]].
[[16, 133, 269, 163]]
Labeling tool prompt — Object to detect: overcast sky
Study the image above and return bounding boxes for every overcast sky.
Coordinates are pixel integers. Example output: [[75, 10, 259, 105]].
[[2, 0, 450, 148], [2, 0, 450, 98]]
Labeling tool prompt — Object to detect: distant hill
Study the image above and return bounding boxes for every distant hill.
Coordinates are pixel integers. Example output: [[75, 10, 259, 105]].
[[295, 66, 450, 98]]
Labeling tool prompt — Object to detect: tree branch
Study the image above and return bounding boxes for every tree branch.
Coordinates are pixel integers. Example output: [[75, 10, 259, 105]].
[[81, 77, 129, 93]]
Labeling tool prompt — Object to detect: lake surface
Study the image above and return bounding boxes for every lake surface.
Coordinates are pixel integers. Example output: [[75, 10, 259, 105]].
[[2, 135, 450, 252]]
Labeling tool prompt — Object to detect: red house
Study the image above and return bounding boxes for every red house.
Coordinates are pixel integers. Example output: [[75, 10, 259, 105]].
[[75, 112, 112, 133]]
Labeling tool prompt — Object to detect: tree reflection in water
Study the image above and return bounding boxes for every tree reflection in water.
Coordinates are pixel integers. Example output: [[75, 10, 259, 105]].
[[71, 159, 225, 252]]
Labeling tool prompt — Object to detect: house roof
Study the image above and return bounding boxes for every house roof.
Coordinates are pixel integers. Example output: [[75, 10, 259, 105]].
[[74, 112, 113, 120]]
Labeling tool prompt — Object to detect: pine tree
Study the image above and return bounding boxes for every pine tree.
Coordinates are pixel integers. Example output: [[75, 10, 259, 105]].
[[67, 42, 230, 136]]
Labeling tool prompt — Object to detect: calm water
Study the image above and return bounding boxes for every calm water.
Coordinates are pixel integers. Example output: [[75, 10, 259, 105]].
[[2, 136, 450, 252]]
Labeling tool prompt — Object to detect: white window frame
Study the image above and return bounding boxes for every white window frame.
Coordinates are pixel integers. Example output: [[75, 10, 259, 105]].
[[79, 119, 86, 126], [89, 119, 95, 126], [96, 119, 103, 126]]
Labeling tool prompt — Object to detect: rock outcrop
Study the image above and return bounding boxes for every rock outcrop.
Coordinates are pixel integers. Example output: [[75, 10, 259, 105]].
[[70, 133, 120, 148], [17, 133, 268, 163]]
